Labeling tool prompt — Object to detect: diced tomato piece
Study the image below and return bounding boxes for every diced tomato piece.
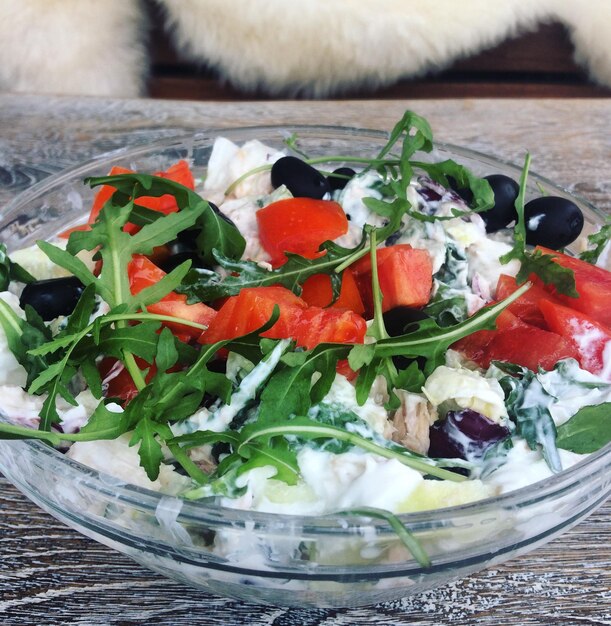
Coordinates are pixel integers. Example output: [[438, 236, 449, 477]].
[[300, 269, 365, 315], [256, 198, 349, 266], [293, 307, 367, 349], [484, 324, 579, 371], [495, 274, 563, 329], [136, 160, 196, 215], [73, 161, 195, 237], [534, 246, 611, 327], [198, 285, 366, 349], [453, 305, 578, 371], [539, 299, 611, 379], [199, 286, 307, 344], [128, 255, 216, 340], [99, 357, 158, 404], [352, 244, 433, 316], [452, 309, 523, 365]]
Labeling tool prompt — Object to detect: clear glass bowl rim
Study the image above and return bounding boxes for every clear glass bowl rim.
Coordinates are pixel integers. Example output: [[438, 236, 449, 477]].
[[1, 123, 609, 532]]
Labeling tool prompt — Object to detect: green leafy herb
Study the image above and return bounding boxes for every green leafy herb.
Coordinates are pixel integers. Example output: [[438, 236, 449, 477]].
[[179, 235, 367, 303], [85, 173, 246, 265], [238, 417, 470, 479], [579, 218, 611, 264], [498, 364, 562, 473], [556, 403, 611, 453], [500, 154, 577, 297], [357, 282, 532, 373], [0, 243, 35, 290], [335, 507, 431, 568], [411, 159, 494, 213]]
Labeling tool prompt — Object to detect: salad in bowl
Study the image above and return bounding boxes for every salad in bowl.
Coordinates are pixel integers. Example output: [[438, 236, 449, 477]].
[[0, 112, 609, 607]]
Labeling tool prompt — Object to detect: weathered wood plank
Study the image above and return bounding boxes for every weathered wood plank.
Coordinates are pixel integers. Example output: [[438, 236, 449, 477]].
[[0, 95, 609, 624]]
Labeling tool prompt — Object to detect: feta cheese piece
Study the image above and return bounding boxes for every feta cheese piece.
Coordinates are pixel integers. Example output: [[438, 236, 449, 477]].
[[423, 365, 508, 423], [203, 137, 284, 201]]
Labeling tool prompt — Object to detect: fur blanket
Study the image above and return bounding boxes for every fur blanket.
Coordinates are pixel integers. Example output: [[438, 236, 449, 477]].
[[1, 0, 610, 97]]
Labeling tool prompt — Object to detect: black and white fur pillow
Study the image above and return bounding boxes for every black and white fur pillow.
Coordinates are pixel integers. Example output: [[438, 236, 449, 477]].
[[1, 0, 610, 98]]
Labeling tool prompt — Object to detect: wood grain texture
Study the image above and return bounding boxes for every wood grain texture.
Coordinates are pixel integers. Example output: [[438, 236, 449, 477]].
[[0, 96, 609, 625]]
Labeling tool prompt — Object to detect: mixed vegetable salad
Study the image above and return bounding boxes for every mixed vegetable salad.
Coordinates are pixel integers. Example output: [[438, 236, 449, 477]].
[[0, 112, 610, 552]]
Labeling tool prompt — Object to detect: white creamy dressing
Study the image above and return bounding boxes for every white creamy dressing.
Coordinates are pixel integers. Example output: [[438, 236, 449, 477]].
[[67, 432, 190, 494], [567, 317, 611, 381], [486, 439, 588, 493], [529, 359, 611, 427]]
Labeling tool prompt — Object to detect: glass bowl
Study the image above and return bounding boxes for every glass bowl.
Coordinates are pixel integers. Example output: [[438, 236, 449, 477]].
[[0, 126, 609, 609]]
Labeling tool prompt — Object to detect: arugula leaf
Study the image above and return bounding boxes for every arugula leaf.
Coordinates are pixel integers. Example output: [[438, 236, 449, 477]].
[[411, 159, 494, 213], [95, 322, 162, 363], [76, 402, 131, 440], [86, 173, 246, 265], [258, 343, 351, 422], [0, 243, 35, 290], [579, 218, 611, 264], [361, 282, 532, 372], [514, 248, 577, 298], [130, 415, 173, 481], [236, 436, 300, 485], [498, 365, 562, 473], [239, 416, 471, 480], [335, 507, 431, 568], [374, 110, 433, 164], [179, 236, 367, 303], [556, 403, 611, 453], [499, 154, 577, 298]]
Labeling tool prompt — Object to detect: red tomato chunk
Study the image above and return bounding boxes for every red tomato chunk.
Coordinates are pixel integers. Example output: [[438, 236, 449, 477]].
[[539, 299, 611, 380], [256, 198, 349, 266], [198, 285, 366, 350], [128, 255, 216, 341], [352, 244, 433, 317], [534, 246, 611, 328]]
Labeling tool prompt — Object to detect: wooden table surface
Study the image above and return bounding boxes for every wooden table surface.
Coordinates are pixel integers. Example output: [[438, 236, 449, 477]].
[[0, 95, 609, 625]]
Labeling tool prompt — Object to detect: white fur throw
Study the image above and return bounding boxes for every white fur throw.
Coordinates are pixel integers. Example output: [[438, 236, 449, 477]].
[[1, 0, 610, 97]]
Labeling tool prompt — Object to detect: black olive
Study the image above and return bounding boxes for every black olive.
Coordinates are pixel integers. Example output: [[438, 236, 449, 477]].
[[447, 176, 473, 204], [158, 251, 209, 274], [208, 201, 237, 229], [382, 306, 430, 337], [327, 167, 356, 191], [523, 196, 584, 249], [479, 175, 520, 233], [20, 276, 84, 321], [176, 227, 201, 248], [448, 174, 519, 233], [382, 307, 430, 370], [271, 156, 330, 199]]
